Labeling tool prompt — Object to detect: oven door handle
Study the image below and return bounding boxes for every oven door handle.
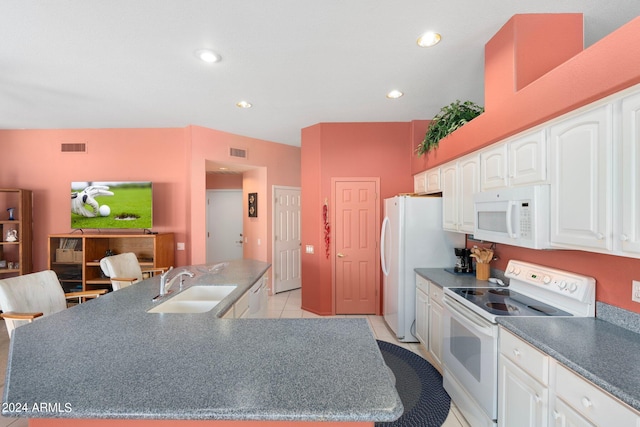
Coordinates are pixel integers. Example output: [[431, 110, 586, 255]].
[[443, 295, 494, 336]]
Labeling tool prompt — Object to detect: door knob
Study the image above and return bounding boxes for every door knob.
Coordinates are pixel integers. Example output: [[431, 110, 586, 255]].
[[337, 253, 345, 258]]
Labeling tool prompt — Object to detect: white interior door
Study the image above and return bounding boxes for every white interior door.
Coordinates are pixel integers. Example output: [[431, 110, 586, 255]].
[[206, 190, 243, 263], [273, 186, 301, 293]]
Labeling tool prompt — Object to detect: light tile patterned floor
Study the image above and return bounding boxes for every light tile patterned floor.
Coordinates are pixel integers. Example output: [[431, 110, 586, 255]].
[[0, 288, 470, 427]]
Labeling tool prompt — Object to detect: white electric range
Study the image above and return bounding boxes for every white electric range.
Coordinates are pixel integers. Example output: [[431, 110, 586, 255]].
[[441, 260, 596, 427]]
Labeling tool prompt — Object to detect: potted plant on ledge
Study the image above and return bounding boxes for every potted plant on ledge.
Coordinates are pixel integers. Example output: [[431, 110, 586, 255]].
[[416, 100, 484, 156]]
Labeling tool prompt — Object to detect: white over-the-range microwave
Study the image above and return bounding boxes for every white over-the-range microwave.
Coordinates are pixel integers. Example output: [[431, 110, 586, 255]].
[[473, 185, 550, 249]]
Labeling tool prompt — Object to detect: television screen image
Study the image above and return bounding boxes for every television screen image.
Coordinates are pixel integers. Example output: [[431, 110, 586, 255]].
[[71, 181, 153, 230]]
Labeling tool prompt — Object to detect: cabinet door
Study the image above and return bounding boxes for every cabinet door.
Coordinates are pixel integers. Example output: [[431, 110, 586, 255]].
[[413, 171, 427, 194], [552, 398, 596, 427], [458, 154, 480, 233], [415, 287, 429, 346], [480, 143, 508, 190], [441, 162, 458, 231], [428, 299, 443, 368], [499, 355, 549, 427], [549, 105, 612, 251], [426, 168, 441, 193], [621, 92, 640, 254], [510, 129, 547, 186]]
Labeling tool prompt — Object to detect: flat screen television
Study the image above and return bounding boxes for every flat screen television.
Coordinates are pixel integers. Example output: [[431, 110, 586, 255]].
[[71, 181, 153, 230]]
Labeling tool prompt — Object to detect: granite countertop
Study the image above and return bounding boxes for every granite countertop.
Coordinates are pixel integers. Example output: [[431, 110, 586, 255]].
[[497, 316, 640, 412], [3, 259, 402, 422], [415, 267, 640, 412], [415, 267, 501, 288]]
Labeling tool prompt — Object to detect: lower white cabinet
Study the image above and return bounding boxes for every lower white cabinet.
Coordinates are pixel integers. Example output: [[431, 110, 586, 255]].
[[415, 275, 429, 346], [428, 283, 444, 367], [552, 363, 640, 427], [414, 274, 444, 370], [499, 328, 550, 427], [499, 327, 640, 427]]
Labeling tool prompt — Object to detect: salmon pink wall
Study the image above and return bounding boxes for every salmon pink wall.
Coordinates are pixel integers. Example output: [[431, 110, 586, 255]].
[[300, 122, 413, 315], [206, 173, 243, 189], [0, 125, 299, 278], [411, 16, 640, 313], [188, 126, 300, 273], [0, 127, 190, 270]]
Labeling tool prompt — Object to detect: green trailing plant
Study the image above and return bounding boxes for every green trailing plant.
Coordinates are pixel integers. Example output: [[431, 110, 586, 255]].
[[417, 100, 484, 156]]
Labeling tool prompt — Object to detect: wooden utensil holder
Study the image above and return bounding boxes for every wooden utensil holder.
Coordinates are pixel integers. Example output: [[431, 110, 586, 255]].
[[476, 262, 490, 281]]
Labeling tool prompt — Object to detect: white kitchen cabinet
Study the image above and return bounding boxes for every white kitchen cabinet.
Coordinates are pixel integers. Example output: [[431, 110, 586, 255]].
[[415, 275, 429, 346], [441, 154, 479, 233], [549, 104, 613, 251], [413, 171, 427, 194], [499, 327, 640, 427], [509, 130, 547, 187], [499, 356, 549, 427], [499, 328, 550, 427], [427, 282, 444, 368], [552, 363, 640, 427], [620, 91, 640, 255], [426, 168, 441, 193], [480, 129, 546, 191], [480, 143, 508, 190]]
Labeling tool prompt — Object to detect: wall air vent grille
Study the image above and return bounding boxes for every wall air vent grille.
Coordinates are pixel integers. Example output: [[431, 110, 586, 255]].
[[61, 143, 87, 153], [229, 147, 247, 159]]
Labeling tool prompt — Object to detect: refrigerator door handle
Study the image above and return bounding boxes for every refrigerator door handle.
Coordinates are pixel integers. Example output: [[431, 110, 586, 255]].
[[381, 216, 390, 276]]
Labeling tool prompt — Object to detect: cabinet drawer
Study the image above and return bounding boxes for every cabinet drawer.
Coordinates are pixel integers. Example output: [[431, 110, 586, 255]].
[[416, 274, 429, 293], [429, 282, 443, 303], [499, 329, 549, 384], [555, 363, 640, 426]]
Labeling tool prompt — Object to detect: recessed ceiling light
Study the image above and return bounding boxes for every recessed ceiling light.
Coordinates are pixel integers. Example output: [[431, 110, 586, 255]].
[[386, 90, 404, 99], [195, 49, 221, 63], [417, 31, 442, 47], [236, 101, 252, 108]]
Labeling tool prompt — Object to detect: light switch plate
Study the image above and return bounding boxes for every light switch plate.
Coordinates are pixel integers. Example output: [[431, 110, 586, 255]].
[[632, 280, 640, 303]]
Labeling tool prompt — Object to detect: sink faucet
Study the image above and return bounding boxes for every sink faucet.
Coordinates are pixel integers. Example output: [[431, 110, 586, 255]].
[[153, 267, 195, 301]]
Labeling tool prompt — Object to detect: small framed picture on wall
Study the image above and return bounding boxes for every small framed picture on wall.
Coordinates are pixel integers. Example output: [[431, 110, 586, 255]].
[[248, 193, 258, 217]]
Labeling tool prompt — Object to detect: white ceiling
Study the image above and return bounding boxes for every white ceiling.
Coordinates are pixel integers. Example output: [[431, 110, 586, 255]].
[[1, 1, 638, 147]]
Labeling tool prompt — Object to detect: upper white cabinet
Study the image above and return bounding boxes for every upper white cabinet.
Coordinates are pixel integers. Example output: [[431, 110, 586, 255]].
[[549, 104, 613, 251], [620, 91, 640, 255], [480, 129, 547, 191], [414, 168, 441, 194], [413, 171, 427, 194], [442, 153, 479, 233]]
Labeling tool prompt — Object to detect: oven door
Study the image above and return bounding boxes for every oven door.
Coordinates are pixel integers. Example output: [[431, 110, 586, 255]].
[[442, 294, 498, 424]]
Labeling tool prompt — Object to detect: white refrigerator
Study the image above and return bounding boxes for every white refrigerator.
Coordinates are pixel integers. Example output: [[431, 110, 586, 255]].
[[380, 195, 464, 342]]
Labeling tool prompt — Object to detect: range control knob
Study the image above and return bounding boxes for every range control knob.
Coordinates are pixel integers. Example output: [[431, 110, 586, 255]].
[[569, 282, 578, 293], [558, 280, 567, 290], [543, 275, 552, 284]]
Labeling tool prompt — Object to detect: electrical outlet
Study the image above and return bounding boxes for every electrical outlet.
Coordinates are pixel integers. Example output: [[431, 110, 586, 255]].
[[305, 245, 314, 254], [177, 242, 185, 251], [633, 280, 640, 303]]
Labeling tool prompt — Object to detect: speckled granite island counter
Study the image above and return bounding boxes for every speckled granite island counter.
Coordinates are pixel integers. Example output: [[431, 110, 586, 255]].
[[3, 259, 402, 427]]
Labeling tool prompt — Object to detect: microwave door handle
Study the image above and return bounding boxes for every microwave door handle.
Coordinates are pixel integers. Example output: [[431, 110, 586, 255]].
[[506, 201, 517, 238], [380, 216, 390, 276]]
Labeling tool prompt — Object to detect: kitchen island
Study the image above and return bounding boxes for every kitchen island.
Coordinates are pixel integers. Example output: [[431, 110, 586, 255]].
[[2, 259, 403, 426]]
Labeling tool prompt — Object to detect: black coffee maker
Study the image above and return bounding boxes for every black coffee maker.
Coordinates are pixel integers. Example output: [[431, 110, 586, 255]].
[[454, 248, 473, 273]]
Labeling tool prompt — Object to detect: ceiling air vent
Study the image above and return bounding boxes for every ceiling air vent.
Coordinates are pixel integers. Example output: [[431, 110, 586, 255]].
[[61, 142, 87, 153], [229, 147, 247, 159]]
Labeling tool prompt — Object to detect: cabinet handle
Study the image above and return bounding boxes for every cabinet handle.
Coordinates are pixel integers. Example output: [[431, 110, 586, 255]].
[[581, 396, 593, 408], [595, 232, 605, 240], [513, 349, 521, 358], [534, 394, 541, 404], [553, 410, 561, 420], [621, 234, 629, 241]]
